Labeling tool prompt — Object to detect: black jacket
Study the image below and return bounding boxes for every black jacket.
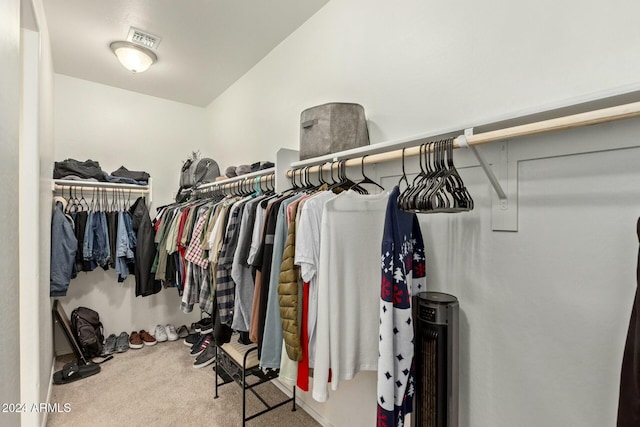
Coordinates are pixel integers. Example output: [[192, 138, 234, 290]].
[[130, 197, 161, 297]]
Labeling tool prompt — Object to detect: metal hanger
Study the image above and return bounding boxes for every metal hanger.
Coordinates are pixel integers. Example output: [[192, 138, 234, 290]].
[[336, 160, 364, 193], [398, 148, 409, 189], [352, 155, 384, 192], [79, 187, 89, 211], [397, 138, 474, 213], [398, 143, 427, 210]]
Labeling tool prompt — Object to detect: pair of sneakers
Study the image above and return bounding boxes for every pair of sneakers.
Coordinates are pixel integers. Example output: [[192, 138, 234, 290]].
[[102, 332, 129, 355], [154, 324, 179, 343], [129, 330, 156, 349], [189, 333, 216, 368], [193, 316, 213, 334]]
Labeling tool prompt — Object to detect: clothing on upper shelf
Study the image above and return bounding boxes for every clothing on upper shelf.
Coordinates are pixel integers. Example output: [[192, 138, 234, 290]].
[[54, 159, 105, 181], [110, 166, 150, 183], [53, 159, 149, 185]]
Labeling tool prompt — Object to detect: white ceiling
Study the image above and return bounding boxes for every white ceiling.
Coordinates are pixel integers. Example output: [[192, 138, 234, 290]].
[[43, 0, 328, 107]]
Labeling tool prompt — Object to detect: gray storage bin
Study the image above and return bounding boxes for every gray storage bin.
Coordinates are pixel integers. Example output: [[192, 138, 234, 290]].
[[299, 102, 370, 160]]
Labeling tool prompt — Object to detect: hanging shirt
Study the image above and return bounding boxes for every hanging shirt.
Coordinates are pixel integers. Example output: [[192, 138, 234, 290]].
[[247, 201, 267, 265], [231, 196, 265, 331], [82, 211, 97, 270], [73, 211, 92, 272], [184, 210, 209, 268], [249, 198, 278, 343], [115, 210, 135, 282], [313, 190, 390, 402], [295, 190, 337, 368], [216, 199, 246, 325], [377, 186, 426, 427], [262, 193, 303, 368]]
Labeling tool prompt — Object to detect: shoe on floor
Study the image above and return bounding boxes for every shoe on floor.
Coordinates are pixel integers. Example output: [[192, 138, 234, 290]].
[[102, 334, 117, 356], [139, 330, 157, 346], [193, 344, 216, 369], [115, 332, 129, 353], [53, 361, 100, 385], [195, 316, 213, 334], [190, 333, 208, 354], [176, 325, 189, 339], [129, 331, 144, 349], [165, 324, 179, 341], [154, 325, 168, 342], [190, 333, 213, 357], [184, 332, 200, 347]]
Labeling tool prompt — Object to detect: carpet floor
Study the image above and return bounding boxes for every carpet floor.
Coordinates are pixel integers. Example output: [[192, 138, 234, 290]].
[[47, 339, 319, 427]]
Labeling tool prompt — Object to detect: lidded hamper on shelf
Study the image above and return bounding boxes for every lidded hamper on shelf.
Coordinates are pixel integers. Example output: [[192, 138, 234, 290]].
[[299, 102, 370, 160]]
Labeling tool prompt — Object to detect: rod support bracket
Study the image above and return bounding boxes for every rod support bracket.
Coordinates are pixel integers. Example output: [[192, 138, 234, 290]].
[[460, 128, 508, 202]]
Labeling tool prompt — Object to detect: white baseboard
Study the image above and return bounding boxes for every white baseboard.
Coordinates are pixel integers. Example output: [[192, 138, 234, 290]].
[[41, 357, 55, 427], [272, 379, 334, 427]]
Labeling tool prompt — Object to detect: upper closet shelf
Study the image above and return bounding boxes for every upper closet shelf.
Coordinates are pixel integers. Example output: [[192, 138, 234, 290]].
[[52, 178, 153, 204], [287, 95, 640, 232]]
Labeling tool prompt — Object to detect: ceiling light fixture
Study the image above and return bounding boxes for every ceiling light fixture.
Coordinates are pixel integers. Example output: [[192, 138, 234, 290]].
[[109, 41, 157, 73]]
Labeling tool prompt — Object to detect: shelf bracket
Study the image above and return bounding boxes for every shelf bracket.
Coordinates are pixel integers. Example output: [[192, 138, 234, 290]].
[[459, 128, 518, 231]]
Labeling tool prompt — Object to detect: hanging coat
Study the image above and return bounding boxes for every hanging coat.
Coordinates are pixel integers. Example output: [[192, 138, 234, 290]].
[[617, 218, 640, 426], [278, 202, 302, 362], [130, 197, 161, 297]]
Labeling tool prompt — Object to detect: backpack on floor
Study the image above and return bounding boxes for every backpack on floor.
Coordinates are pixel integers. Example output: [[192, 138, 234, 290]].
[[71, 307, 105, 359]]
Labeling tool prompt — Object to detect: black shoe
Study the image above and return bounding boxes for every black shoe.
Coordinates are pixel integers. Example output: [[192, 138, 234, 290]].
[[193, 344, 216, 368], [238, 331, 251, 345], [183, 332, 200, 347], [176, 325, 189, 339], [195, 317, 213, 334], [190, 334, 213, 357]]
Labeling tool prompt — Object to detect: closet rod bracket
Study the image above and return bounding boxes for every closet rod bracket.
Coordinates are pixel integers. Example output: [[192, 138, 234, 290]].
[[460, 128, 508, 208]]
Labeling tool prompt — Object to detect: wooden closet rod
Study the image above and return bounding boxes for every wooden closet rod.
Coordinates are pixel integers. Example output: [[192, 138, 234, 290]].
[[286, 100, 640, 176], [52, 181, 151, 193], [193, 172, 274, 194]]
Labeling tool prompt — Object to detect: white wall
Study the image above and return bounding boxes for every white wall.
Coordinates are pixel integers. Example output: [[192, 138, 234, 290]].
[[1, 0, 23, 426], [205, 0, 640, 168], [32, 0, 57, 421], [53, 74, 208, 338], [204, 0, 640, 425]]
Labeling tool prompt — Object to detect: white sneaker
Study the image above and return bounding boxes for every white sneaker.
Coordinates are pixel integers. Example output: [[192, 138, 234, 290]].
[[165, 324, 179, 341], [154, 324, 168, 342]]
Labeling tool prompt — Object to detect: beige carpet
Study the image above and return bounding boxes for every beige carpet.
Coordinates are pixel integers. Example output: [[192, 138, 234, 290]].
[[47, 339, 320, 427]]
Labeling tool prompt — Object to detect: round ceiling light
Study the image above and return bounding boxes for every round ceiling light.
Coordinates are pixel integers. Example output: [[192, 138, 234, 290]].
[[109, 41, 157, 73]]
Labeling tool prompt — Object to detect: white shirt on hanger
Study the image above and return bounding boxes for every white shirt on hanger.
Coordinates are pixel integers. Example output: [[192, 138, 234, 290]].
[[312, 189, 390, 403], [295, 190, 337, 369]]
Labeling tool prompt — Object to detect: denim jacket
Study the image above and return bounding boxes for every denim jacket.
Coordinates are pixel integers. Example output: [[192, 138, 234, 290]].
[[50, 200, 78, 296]]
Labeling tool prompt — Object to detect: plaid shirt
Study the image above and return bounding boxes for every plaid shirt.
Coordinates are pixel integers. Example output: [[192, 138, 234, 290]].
[[216, 200, 244, 325], [185, 213, 209, 268]]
